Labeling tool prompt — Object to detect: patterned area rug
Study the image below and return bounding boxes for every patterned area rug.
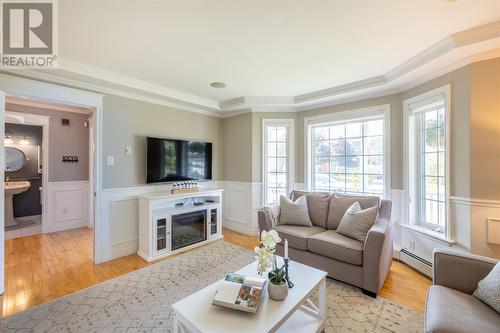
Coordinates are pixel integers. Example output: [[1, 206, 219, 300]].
[[0, 241, 423, 332]]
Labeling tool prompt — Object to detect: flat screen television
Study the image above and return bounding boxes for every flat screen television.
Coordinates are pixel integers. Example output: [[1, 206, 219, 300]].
[[146, 137, 212, 183]]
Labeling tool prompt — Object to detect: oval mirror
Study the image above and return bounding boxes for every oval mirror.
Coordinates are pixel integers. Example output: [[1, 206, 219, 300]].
[[5, 147, 27, 172]]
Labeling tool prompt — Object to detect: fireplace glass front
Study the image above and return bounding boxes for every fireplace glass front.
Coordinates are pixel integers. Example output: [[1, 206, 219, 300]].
[[171, 210, 207, 250]]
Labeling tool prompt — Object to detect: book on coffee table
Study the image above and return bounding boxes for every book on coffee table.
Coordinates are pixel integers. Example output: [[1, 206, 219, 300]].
[[212, 273, 267, 313]]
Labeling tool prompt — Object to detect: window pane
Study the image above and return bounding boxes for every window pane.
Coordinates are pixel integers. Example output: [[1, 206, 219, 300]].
[[330, 125, 345, 139], [364, 136, 383, 155], [267, 127, 277, 141], [425, 128, 438, 152], [315, 157, 329, 173], [314, 127, 329, 141], [315, 141, 329, 157], [276, 157, 286, 173], [268, 142, 277, 157], [315, 174, 330, 191], [330, 139, 345, 156], [268, 158, 277, 172], [425, 153, 438, 176], [425, 110, 438, 129], [364, 119, 383, 136], [346, 138, 362, 155], [365, 156, 383, 174], [438, 126, 445, 151], [276, 127, 287, 141], [346, 122, 361, 138], [276, 143, 286, 157], [330, 174, 345, 192], [330, 157, 345, 173], [425, 200, 438, 224], [425, 176, 438, 200], [438, 108, 445, 128], [267, 188, 277, 205], [438, 202, 446, 228], [277, 173, 286, 187], [438, 152, 445, 176], [267, 173, 277, 187], [346, 156, 362, 174], [365, 174, 384, 194], [346, 174, 362, 193], [438, 177, 445, 202]]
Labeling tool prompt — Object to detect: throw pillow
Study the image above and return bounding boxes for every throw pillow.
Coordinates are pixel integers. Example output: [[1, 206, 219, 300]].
[[336, 202, 378, 242], [473, 262, 500, 313], [278, 195, 313, 227]]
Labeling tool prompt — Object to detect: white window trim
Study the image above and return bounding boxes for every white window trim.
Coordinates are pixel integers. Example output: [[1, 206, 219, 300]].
[[262, 119, 295, 205], [304, 104, 391, 197], [403, 84, 452, 240]]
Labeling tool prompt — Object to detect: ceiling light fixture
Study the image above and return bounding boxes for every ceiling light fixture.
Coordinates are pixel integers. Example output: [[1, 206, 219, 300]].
[[210, 82, 226, 88]]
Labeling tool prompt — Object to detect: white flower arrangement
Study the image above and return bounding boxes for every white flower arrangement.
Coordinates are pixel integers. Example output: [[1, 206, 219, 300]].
[[255, 230, 281, 275]]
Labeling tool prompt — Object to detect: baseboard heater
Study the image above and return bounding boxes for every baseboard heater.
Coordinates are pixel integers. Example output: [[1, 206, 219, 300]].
[[399, 248, 433, 278]]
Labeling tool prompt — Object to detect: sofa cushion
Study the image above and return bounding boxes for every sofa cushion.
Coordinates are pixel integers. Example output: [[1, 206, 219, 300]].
[[290, 190, 330, 228], [336, 202, 378, 243], [425, 285, 500, 333], [274, 225, 325, 251], [327, 194, 380, 230], [308, 230, 364, 265], [278, 195, 313, 227]]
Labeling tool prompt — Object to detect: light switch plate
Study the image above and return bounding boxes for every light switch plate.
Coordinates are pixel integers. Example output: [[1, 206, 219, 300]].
[[125, 146, 132, 155], [107, 155, 115, 166]]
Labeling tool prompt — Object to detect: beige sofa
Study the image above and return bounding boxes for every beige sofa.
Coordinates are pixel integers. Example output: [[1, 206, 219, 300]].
[[258, 190, 393, 297], [425, 249, 499, 333]]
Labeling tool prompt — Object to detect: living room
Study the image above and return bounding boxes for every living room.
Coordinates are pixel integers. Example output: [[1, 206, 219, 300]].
[[0, 1, 499, 332]]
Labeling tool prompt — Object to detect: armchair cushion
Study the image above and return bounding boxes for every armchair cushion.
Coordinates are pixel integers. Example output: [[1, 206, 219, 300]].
[[327, 194, 380, 230], [425, 285, 500, 333], [473, 262, 500, 313], [308, 230, 363, 265], [274, 225, 325, 251]]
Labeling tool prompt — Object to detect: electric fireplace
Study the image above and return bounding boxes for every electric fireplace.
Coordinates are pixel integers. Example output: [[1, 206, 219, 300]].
[[171, 210, 207, 250]]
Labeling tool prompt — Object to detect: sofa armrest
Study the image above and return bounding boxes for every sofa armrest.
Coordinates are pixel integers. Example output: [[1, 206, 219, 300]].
[[257, 204, 280, 236], [362, 199, 393, 294], [433, 248, 498, 294]]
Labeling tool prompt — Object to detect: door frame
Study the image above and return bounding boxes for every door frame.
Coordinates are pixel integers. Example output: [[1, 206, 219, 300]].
[[0, 73, 105, 272], [4, 111, 50, 235]]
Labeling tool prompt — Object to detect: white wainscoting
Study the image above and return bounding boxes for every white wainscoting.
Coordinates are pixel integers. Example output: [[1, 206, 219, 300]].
[[45, 181, 89, 234], [223, 182, 262, 236], [393, 192, 500, 263]]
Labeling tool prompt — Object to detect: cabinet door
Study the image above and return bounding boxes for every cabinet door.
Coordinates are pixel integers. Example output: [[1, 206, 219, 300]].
[[208, 207, 220, 238], [154, 216, 170, 253]]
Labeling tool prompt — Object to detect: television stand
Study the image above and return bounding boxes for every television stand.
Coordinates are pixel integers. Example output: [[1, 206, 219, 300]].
[[137, 188, 223, 262]]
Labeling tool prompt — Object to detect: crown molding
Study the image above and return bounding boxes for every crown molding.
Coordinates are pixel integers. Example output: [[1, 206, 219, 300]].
[[0, 21, 498, 118]]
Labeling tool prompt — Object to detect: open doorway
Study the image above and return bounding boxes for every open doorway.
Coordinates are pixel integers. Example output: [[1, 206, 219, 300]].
[[2, 96, 96, 316]]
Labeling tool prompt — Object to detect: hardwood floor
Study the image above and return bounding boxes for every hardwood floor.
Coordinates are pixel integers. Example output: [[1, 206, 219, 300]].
[[1, 227, 431, 317]]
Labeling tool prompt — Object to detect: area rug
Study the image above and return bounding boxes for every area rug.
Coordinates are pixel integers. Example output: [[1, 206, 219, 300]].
[[0, 241, 423, 332]]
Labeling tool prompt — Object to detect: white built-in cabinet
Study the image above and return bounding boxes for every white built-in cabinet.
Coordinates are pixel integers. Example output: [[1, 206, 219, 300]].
[[138, 189, 223, 262]]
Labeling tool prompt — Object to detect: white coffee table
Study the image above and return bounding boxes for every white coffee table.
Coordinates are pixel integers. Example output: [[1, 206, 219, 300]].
[[171, 258, 327, 333]]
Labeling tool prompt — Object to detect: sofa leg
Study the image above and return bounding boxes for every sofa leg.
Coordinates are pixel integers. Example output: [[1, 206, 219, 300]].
[[362, 289, 377, 298]]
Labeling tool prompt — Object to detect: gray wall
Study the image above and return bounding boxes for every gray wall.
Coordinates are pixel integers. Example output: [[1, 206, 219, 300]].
[[5, 104, 90, 182], [102, 95, 223, 189], [223, 63, 474, 198], [5, 123, 43, 217]]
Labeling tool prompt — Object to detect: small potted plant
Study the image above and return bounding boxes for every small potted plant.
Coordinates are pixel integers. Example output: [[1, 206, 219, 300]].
[[268, 266, 288, 301], [255, 230, 281, 276]]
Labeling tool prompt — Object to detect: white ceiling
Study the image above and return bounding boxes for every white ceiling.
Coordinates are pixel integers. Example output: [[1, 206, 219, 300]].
[[9, 1, 500, 114]]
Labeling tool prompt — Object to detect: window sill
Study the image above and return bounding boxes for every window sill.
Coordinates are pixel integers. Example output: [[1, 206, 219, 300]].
[[399, 224, 456, 246]]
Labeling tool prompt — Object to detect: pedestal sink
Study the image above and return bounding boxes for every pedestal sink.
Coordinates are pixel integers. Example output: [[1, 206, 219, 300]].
[[5, 181, 31, 227]]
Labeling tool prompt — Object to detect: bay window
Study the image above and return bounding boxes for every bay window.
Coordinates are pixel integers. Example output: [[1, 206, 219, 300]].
[[305, 105, 390, 197]]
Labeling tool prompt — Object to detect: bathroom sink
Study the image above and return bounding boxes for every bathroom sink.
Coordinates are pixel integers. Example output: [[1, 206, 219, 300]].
[[4, 181, 31, 227], [5, 181, 31, 195]]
